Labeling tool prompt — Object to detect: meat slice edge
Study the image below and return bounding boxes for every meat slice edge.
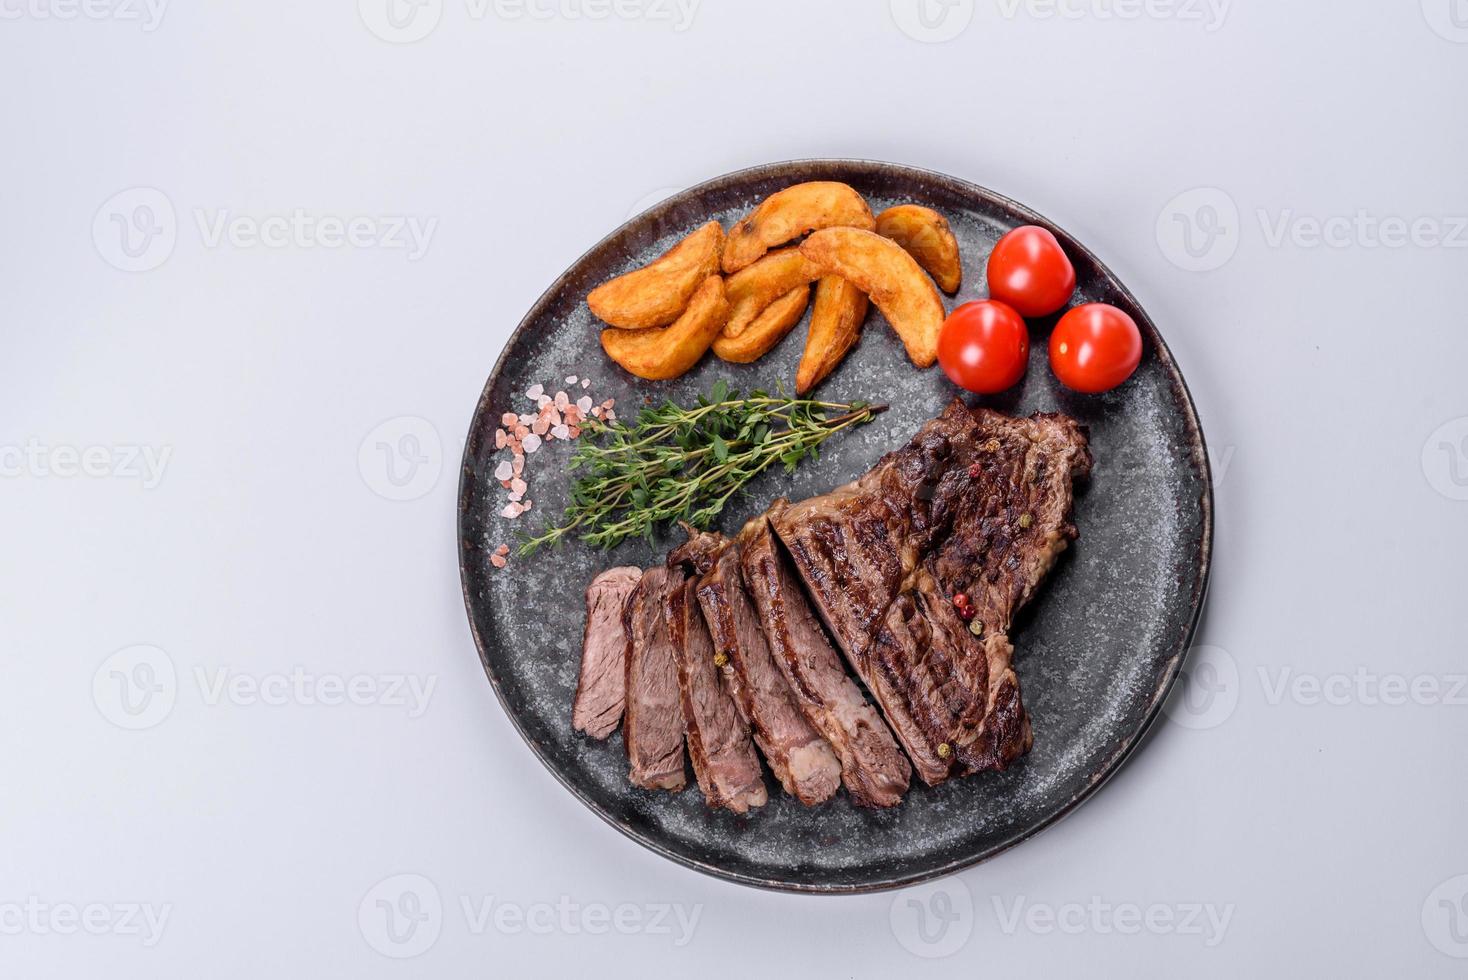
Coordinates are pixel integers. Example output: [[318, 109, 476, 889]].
[[665, 573, 768, 813], [740, 511, 910, 808], [694, 536, 841, 806], [572, 565, 643, 739], [622, 566, 687, 791]]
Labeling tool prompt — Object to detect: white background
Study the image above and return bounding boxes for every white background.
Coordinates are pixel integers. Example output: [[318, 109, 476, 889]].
[[4, 0, 1467, 976]]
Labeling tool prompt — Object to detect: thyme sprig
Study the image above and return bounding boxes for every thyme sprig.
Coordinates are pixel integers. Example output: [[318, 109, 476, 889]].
[[518, 380, 884, 556]]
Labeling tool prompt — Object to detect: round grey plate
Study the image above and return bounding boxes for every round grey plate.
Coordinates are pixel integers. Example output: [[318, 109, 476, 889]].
[[458, 160, 1212, 894]]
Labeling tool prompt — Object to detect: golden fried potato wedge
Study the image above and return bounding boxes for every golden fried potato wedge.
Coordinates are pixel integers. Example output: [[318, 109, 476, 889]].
[[721, 247, 822, 339], [875, 204, 962, 293], [796, 276, 869, 394], [799, 227, 946, 368], [587, 221, 723, 329], [713, 285, 810, 364], [722, 182, 875, 274], [599, 276, 728, 380]]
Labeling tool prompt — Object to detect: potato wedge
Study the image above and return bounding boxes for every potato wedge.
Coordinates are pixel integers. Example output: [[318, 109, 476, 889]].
[[722, 182, 875, 274], [713, 285, 810, 364], [722, 247, 822, 339], [796, 276, 869, 394], [875, 204, 962, 293], [599, 276, 728, 380], [587, 221, 723, 329], [799, 227, 946, 368]]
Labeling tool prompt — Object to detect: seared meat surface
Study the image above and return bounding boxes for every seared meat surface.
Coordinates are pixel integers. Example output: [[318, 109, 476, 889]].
[[664, 569, 768, 813], [577, 400, 1089, 805], [572, 565, 642, 739], [741, 514, 911, 808], [772, 400, 1090, 785], [682, 530, 842, 806]]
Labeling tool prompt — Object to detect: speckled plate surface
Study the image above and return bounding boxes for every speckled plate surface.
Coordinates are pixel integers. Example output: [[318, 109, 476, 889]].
[[459, 160, 1212, 894]]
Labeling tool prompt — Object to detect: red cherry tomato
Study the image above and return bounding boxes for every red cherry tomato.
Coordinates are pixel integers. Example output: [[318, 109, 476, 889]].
[[1048, 303, 1143, 393], [986, 225, 1076, 318], [937, 300, 1029, 394]]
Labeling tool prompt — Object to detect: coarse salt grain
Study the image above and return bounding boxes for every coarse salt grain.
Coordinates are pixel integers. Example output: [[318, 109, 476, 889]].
[[551, 424, 570, 440], [522, 433, 542, 453], [565, 375, 578, 385], [501, 502, 523, 519], [494, 461, 513, 481], [576, 395, 593, 413], [490, 554, 507, 568], [581, 378, 591, 388], [526, 383, 543, 400]]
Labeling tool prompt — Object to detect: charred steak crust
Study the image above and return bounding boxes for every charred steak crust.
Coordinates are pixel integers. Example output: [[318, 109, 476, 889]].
[[664, 571, 768, 813], [772, 400, 1090, 786], [572, 565, 643, 739], [741, 512, 911, 808], [688, 531, 842, 806], [621, 566, 688, 791]]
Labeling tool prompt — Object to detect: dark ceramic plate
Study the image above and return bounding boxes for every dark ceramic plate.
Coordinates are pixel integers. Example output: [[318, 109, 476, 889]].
[[459, 160, 1212, 894]]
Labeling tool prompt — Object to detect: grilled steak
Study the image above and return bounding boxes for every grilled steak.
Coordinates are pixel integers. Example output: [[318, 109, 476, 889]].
[[572, 565, 642, 739], [682, 530, 842, 806], [664, 571, 768, 813], [772, 400, 1090, 786], [621, 566, 687, 791], [740, 514, 911, 808]]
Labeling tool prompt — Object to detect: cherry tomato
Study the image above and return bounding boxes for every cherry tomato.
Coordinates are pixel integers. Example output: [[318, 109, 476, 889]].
[[986, 225, 1076, 318], [1048, 303, 1143, 393], [937, 300, 1029, 394]]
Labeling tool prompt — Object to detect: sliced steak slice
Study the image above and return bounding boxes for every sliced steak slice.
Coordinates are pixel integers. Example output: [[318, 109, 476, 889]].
[[688, 531, 841, 806], [772, 400, 1090, 785], [621, 565, 687, 791], [572, 565, 643, 739], [740, 512, 910, 808], [664, 572, 768, 813]]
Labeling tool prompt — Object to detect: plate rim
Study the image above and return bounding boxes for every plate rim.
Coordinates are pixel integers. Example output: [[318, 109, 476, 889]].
[[457, 157, 1214, 895]]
